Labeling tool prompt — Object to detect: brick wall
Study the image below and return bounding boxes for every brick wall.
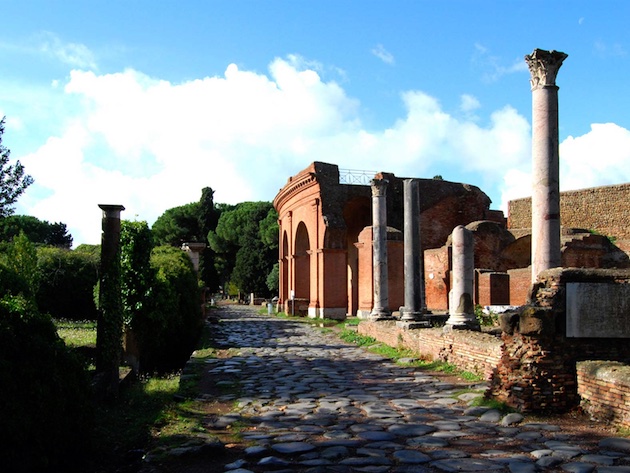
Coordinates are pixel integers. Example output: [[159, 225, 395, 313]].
[[490, 268, 630, 413], [577, 361, 630, 429], [358, 321, 502, 380], [508, 183, 630, 240]]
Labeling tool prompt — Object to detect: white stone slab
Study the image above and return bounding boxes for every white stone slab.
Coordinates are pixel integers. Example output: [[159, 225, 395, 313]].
[[566, 283, 630, 338]]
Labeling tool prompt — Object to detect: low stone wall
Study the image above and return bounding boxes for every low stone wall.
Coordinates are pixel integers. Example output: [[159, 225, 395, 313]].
[[577, 361, 630, 429], [358, 320, 502, 380]]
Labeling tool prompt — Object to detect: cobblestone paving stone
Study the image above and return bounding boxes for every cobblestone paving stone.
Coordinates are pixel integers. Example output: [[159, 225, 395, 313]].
[[200, 306, 630, 473]]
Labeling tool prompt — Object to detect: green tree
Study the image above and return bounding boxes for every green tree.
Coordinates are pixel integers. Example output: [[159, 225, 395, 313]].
[[120, 221, 154, 327], [0, 294, 93, 472], [4, 231, 39, 295], [36, 246, 99, 320], [208, 202, 278, 297], [0, 117, 33, 217], [151, 202, 200, 246], [197, 187, 221, 291], [267, 262, 279, 293], [140, 245, 202, 371], [0, 214, 73, 248]]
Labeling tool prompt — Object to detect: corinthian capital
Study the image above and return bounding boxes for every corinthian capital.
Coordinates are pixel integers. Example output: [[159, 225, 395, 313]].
[[371, 178, 389, 197], [525, 49, 568, 90]]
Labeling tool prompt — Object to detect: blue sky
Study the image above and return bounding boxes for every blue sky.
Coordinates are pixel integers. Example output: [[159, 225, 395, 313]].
[[1, 1, 629, 245]]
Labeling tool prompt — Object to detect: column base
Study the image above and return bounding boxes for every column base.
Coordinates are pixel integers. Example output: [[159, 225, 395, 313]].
[[396, 320, 431, 329], [444, 313, 481, 332], [399, 307, 432, 322], [368, 308, 392, 321]]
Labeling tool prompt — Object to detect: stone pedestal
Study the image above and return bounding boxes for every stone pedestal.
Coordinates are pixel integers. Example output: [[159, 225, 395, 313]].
[[526, 48, 567, 283], [446, 225, 480, 330], [369, 178, 392, 320]]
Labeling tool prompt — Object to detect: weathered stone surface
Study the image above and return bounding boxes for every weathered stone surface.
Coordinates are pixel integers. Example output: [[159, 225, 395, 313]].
[[599, 437, 630, 453], [430, 458, 504, 471], [271, 442, 315, 454]]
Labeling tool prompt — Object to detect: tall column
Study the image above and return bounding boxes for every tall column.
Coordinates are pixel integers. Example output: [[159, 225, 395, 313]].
[[446, 225, 479, 330], [526, 48, 567, 283], [400, 179, 427, 323], [369, 178, 391, 320], [95, 204, 125, 400]]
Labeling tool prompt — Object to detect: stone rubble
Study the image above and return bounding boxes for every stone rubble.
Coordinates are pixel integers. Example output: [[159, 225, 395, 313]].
[[182, 306, 630, 472]]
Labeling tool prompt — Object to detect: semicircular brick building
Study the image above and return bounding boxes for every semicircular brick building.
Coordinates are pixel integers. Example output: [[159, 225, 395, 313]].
[[273, 161, 504, 318]]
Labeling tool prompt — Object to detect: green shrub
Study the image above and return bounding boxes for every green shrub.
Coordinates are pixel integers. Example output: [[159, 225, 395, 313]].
[[36, 246, 99, 320], [0, 295, 93, 472], [0, 262, 31, 298], [130, 245, 202, 372]]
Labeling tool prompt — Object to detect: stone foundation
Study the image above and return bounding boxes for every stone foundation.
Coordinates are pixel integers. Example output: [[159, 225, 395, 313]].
[[358, 320, 502, 380], [490, 268, 630, 413]]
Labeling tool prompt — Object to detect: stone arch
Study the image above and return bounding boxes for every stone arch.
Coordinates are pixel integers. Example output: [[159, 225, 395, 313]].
[[281, 230, 289, 302], [294, 222, 311, 301]]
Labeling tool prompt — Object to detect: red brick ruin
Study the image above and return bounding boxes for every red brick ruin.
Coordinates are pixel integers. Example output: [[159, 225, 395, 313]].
[[272, 49, 630, 417]]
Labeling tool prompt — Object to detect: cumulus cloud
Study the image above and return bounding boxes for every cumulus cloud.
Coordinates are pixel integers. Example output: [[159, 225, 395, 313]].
[[498, 122, 630, 212], [15, 56, 628, 245]]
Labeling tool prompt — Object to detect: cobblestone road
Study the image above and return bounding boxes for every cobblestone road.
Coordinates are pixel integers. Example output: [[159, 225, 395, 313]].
[[196, 305, 630, 473]]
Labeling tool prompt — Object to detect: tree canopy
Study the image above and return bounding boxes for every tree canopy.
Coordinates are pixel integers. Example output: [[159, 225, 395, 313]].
[[208, 201, 278, 297], [0, 215, 73, 248], [0, 117, 33, 218], [151, 202, 200, 247]]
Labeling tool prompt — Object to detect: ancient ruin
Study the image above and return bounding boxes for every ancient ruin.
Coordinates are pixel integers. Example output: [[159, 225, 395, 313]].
[[273, 48, 630, 418]]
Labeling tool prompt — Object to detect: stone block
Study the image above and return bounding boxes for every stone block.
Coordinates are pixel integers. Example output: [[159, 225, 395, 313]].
[[566, 282, 630, 338]]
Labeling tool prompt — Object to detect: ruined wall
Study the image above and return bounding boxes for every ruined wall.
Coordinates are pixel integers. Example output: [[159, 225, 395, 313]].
[[508, 183, 630, 240], [490, 268, 630, 413], [577, 361, 630, 429], [358, 321, 502, 380]]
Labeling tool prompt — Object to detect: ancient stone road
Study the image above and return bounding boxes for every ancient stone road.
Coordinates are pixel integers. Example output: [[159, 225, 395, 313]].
[[199, 305, 630, 473]]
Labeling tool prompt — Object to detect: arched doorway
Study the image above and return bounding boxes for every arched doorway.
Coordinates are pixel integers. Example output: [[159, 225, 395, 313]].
[[281, 230, 289, 303], [294, 222, 311, 301]]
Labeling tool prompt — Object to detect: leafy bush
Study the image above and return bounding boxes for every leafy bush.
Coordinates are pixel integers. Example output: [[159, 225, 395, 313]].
[[36, 246, 100, 320], [0, 295, 93, 472], [125, 243, 202, 373], [0, 261, 30, 298]]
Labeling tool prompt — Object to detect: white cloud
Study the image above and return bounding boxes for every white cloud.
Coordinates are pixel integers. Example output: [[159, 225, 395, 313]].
[[560, 123, 630, 189], [0, 32, 97, 70], [460, 94, 481, 113], [38, 31, 98, 70], [371, 44, 395, 65], [498, 122, 630, 212], [473, 43, 528, 83], [14, 56, 628, 246]]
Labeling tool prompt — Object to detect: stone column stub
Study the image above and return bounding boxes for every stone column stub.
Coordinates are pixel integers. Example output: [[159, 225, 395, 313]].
[[445, 225, 480, 331], [369, 178, 392, 321], [526, 48, 567, 284]]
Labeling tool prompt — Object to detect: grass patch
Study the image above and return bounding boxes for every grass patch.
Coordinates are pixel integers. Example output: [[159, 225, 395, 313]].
[[91, 374, 182, 468], [469, 396, 513, 414], [338, 328, 483, 382], [54, 319, 97, 348]]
